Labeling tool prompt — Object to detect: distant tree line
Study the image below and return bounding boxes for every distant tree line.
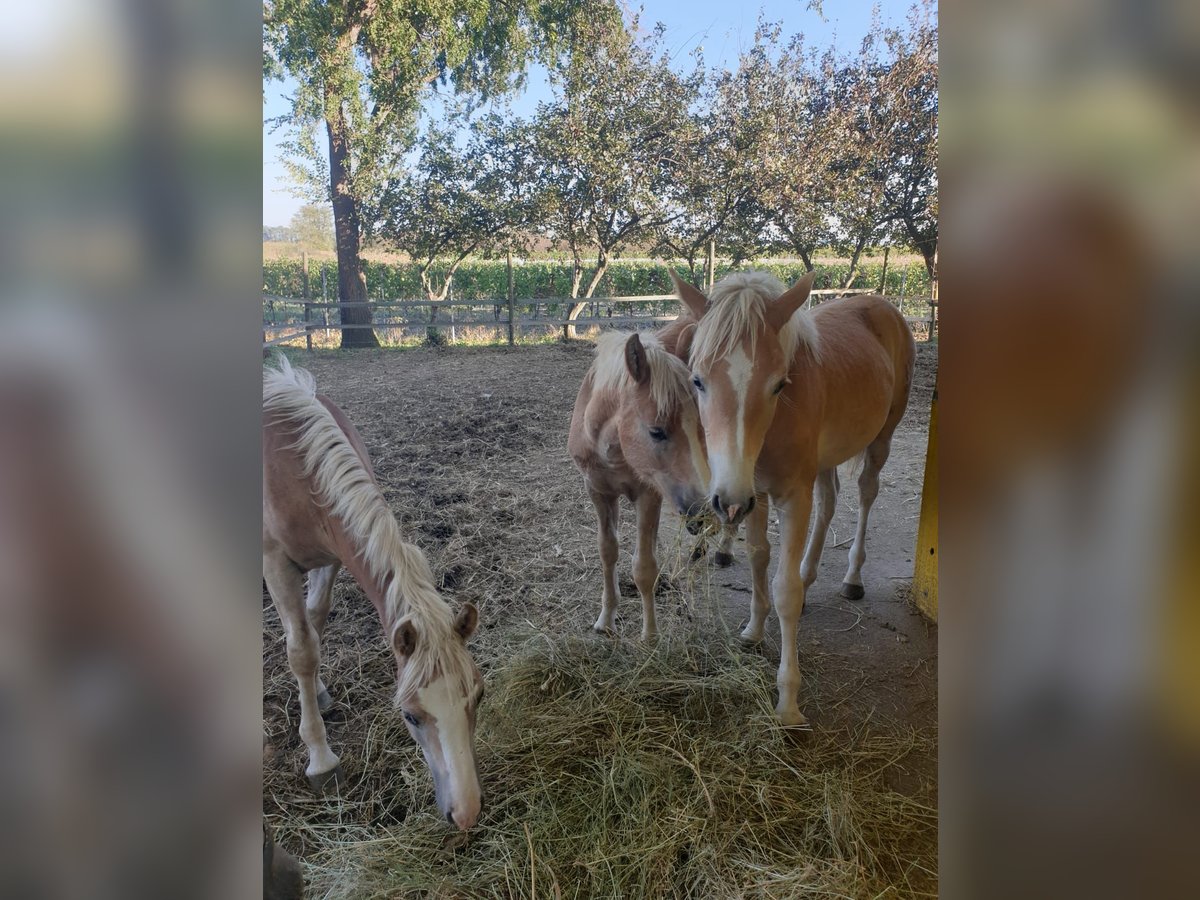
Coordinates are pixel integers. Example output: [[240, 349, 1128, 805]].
[[265, 1, 936, 347]]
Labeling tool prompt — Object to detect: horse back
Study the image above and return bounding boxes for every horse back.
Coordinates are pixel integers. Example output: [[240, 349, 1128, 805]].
[[814, 294, 915, 414], [262, 392, 375, 570]]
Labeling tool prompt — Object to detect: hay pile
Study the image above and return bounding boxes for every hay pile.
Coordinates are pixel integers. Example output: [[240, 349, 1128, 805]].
[[269, 629, 936, 899]]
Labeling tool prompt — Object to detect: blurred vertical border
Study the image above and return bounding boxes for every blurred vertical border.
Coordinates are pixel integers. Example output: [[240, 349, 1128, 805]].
[[942, 0, 1200, 896], [0, 0, 262, 896]]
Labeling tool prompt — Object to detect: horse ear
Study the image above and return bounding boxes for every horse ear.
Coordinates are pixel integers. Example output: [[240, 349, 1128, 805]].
[[670, 270, 708, 320], [674, 322, 697, 363], [454, 602, 478, 641], [392, 616, 418, 657], [766, 271, 816, 330], [624, 333, 650, 385]]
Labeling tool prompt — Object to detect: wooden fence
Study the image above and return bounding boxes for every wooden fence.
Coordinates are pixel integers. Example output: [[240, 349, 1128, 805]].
[[262, 252, 936, 350], [262, 290, 937, 350]]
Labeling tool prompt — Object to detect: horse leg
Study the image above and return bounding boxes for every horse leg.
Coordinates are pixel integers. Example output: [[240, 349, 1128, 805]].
[[772, 484, 815, 726], [590, 489, 621, 633], [632, 490, 662, 640], [264, 548, 342, 790], [714, 524, 736, 568], [800, 469, 839, 589], [306, 563, 340, 713], [840, 437, 891, 600], [741, 492, 771, 643]]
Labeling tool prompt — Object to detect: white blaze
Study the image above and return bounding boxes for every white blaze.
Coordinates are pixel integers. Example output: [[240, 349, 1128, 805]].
[[417, 673, 480, 820], [710, 345, 755, 503]]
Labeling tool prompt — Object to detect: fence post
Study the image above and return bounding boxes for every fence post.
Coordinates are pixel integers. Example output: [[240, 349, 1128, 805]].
[[878, 246, 889, 294], [506, 250, 515, 347], [302, 251, 310, 301], [302, 252, 312, 351], [707, 238, 716, 290], [321, 266, 330, 339]]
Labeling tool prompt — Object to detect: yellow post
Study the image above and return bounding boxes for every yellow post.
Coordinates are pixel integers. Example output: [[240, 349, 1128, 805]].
[[912, 380, 938, 620]]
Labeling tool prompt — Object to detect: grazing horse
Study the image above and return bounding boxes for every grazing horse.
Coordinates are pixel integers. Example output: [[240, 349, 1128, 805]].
[[674, 271, 915, 725], [263, 358, 485, 830], [568, 331, 710, 639]]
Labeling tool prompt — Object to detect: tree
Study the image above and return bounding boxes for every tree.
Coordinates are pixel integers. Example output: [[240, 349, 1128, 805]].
[[289, 204, 334, 251], [381, 115, 540, 304], [877, 7, 938, 289], [728, 25, 836, 272], [532, 17, 697, 336], [264, 0, 596, 347], [651, 52, 767, 282]]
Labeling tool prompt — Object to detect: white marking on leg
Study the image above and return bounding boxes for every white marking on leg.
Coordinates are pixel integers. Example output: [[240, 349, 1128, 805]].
[[801, 470, 838, 588]]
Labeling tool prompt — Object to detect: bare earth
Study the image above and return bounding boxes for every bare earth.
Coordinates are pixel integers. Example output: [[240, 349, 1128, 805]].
[[263, 337, 938, 828]]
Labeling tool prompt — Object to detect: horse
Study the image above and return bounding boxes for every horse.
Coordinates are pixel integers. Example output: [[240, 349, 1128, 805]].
[[673, 271, 915, 725], [568, 331, 711, 639], [263, 358, 485, 830]]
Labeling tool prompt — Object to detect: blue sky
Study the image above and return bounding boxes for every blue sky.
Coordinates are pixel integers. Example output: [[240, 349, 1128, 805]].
[[263, 1, 917, 226]]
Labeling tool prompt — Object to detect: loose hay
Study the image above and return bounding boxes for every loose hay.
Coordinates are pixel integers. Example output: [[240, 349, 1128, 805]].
[[268, 630, 936, 899]]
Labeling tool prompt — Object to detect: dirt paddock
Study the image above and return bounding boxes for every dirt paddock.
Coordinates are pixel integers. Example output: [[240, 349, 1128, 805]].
[[264, 339, 938, 898]]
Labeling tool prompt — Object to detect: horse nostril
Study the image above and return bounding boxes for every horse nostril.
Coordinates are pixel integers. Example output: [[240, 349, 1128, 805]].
[[712, 494, 722, 513], [746, 496, 756, 514], [446, 809, 456, 825]]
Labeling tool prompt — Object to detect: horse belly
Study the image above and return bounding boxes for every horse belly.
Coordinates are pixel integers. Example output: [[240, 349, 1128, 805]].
[[816, 408, 889, 469], [815, 377, 893, 469]]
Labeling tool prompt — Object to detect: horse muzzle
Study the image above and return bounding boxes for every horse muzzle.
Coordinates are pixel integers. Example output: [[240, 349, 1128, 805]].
[[712, 492, 755, 526]]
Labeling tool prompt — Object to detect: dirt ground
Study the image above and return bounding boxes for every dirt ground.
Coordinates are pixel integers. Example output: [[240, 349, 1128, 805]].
[[263, 337, 938, 845]]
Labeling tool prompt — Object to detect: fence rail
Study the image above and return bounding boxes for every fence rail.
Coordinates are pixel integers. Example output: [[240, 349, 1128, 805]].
[[262, 289, 937, 350]]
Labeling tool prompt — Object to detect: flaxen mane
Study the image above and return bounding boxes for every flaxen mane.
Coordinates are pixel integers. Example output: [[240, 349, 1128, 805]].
[[590, 331, 694, 414], [263, 356, 472, 702], [689, 271, 821, 369]]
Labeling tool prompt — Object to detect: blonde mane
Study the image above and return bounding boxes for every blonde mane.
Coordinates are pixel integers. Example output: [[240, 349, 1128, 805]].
[[263, 356, 473, 701], [590, 331, 694, 415], [689, 271, 821, 370]]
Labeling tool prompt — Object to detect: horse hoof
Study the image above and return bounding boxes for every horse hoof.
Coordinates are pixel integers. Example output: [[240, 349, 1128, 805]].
[[777, 708, 810, 728], [690, 545, 707, 562], [714, 551, 734, 568], [307, 764, 345, 794], [839, 582, 865, 601], [738, 628, 764, 646], [317, 688, 335, 714]]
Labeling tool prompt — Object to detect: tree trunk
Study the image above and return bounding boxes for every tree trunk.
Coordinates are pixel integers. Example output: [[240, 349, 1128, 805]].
[[327, 108, 378, 348], [841, 237, 868, 289], [582, 251, 608, 299]]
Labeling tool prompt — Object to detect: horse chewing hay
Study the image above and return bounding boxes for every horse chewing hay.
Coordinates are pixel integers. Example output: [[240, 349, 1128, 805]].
[[675, 270, 915, 725]]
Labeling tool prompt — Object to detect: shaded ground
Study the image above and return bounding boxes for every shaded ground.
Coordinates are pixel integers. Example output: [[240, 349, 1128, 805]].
[[263, 338, 938, 892]]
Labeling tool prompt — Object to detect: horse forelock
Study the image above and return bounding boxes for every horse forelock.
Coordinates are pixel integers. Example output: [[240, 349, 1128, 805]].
[[591, 331, 693, 418], [691, 271, 820, 370], [264, 357, 470, 697]]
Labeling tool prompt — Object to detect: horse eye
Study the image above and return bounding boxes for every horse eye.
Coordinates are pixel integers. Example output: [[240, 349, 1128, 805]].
[[692, 376, 705, 392], [648, 426, 668, 442], [773, 381, 787, 395], [402, 711, 421, 727]]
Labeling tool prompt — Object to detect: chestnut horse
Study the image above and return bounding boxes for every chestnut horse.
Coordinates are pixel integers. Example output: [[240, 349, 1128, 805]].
[[674, 271, 915, 725], [263, 358, 485, 829], [568, 331, 710, 639]]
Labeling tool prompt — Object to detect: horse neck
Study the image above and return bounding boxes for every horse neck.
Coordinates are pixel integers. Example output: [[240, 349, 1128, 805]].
[[326, 516, 395, 628]]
